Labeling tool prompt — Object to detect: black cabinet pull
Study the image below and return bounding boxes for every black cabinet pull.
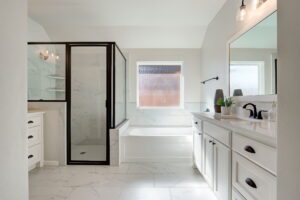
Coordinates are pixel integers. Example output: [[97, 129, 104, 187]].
[[209, 140, 213, 143], [244, 145, 256, 154], [28, 135, 34, 139], [28, 120, 34, 124], [245, 178, 257, 189], [195, 122, 198, 125], [28, 155, 34, 159], [212, 142, 216, 145]]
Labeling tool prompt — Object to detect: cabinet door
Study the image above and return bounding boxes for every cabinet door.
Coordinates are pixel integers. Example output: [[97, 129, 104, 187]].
[[193, 131, 203, 173], [203, 134, 214, 188], [214, 140, 231, 200]]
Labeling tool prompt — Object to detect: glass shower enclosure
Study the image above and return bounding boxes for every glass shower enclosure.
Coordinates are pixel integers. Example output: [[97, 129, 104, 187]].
[[28, 42, 127, 165]]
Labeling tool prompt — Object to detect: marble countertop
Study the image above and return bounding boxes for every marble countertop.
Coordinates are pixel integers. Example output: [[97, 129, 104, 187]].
[[28, 110, 45, 115], [192, 112, 277, 147]]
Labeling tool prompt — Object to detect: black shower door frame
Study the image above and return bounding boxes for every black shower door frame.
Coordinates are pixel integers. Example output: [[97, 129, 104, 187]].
[[67, 43, 113, 165]]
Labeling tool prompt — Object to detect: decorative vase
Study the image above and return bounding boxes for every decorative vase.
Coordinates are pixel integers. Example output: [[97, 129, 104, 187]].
[[214, 89, 224, 113], [221, 106, 231, 115], [233, 89, 243, 96]]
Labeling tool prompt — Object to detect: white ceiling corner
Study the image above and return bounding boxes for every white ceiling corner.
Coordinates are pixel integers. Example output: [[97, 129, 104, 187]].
[[28, 0, 227, 48]]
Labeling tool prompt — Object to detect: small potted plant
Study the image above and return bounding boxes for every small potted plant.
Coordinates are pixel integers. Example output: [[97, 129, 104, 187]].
[[217, 97, 234, 115]]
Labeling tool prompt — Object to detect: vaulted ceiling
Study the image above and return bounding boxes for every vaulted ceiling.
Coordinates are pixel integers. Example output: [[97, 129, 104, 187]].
[[28, 0, 227, 48]]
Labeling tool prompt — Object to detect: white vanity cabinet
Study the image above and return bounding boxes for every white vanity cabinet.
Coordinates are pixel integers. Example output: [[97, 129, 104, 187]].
[[203, 133, 214, 188], [192, 112, 277, 200], [214, 139, 231, 200], [27, 112, 44, 171], [193, 118, 203, 173], [202, 122, 231, 200]]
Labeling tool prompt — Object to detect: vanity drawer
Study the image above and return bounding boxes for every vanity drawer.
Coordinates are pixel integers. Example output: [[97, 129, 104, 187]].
[[232, 188, 246, 200], [193, 117, 202, 132], [28, 144, 41, 167], [27, 126, 41, 147], [232, 153, 277, 200], [203, 122, 231, 147], [232, 133, 277, 174], [27, 116, 41, 128]]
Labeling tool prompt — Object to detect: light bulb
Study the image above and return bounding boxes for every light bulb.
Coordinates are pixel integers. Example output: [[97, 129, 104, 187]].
[[51, 53, 54, 57], [236, 0, 247, 21], [252, 0, 259, 10], [45, 50, 49, 55], [56, 55, 59, 60], [240, 6, 247, 21]]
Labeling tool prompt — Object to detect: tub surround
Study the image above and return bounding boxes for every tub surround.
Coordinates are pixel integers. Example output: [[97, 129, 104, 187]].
[[193, 112, 277, 147], [110, 120, 130, 166], [121, 126, 193, 163]]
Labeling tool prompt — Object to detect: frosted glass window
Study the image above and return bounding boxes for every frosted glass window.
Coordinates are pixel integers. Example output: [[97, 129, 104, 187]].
[[230, 63, 264, 96], [137, 63, 183, 108]]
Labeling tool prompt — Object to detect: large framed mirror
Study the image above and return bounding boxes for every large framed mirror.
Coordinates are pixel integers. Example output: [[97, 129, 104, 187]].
[[229, 11, 277, 97]]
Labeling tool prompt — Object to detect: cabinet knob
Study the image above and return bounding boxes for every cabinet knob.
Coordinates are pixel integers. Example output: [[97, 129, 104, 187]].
[[244, 145, 256, 154], [28, 155, 34, 159], [245, 178, 257, 189], [195, 122, 198, 125], [28, 120, 34, 124], [28, 135, 34, 139]]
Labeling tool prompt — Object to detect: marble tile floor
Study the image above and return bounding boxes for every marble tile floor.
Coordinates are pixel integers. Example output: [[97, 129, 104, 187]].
[[29, 162, 217, 200]]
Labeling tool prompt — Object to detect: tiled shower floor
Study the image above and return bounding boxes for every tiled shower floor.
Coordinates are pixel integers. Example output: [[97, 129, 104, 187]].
[[71, 144, 106, 161], [29, 163, 217, 200]]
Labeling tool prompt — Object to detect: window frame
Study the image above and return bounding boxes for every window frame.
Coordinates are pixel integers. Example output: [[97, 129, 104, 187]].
[[136, 61, 184, 110]]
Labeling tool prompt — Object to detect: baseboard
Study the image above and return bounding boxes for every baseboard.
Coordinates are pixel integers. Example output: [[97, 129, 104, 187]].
[[123, 156, 193, 163], [44, 160, 59, 166]]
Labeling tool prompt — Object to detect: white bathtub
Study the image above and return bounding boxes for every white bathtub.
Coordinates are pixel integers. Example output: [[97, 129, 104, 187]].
[[121, 126, 193, 163]]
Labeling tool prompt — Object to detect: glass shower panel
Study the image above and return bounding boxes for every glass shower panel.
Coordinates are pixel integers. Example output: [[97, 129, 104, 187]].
[[70, 46, 107, 162], [114, 47, 126, 126], [28, 44, 66, 100]]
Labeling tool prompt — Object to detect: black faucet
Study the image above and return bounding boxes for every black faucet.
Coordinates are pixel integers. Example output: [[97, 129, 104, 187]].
[[243, 103, 268, 120], [243, 103, 258, 119]]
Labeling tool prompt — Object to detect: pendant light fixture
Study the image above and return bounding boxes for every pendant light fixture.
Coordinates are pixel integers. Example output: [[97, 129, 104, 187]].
[[237, 0, 247, 21]]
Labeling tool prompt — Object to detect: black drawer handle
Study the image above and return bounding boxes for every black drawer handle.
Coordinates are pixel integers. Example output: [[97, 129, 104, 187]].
[[244, 145, 256, 154], [245, 178, 257, 189], [28, 135, 34, 139], [28, 155, 34, 159], [195, 122, 198, 125], [209, 140, 213, 143], [28, 120, 34, 124]]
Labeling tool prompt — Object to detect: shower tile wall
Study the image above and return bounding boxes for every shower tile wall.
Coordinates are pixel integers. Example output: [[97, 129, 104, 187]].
[[71, 51, 107, 145], [28, 45, 56, 100]]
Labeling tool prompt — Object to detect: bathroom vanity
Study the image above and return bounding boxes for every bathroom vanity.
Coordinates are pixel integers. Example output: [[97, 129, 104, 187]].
[[27, 111, 44, 171], [192, 112, 277, 200]]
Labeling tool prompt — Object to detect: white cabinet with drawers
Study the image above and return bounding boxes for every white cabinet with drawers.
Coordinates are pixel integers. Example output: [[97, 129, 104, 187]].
[[193, 118, 203, 173], [27, 112, 44, 171], [192, 113, 277, 200]]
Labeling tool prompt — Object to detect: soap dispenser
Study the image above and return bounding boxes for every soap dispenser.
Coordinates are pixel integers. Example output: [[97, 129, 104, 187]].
[[268, 102, 277, 122]]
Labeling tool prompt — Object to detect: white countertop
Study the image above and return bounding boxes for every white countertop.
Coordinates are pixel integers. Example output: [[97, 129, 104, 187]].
[[192, 112, 277, 147], [28, 110, 45, 115]]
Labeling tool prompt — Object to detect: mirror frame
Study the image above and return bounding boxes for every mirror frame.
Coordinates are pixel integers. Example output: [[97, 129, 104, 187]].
[[227, 3, 277, 102]]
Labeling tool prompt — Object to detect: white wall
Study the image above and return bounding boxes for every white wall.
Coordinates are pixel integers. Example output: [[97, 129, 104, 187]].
[[124, 48, 204, 126], [200, 0, 277, 110], [0, 1, 28, 200], [277, 1, 300, 199]]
